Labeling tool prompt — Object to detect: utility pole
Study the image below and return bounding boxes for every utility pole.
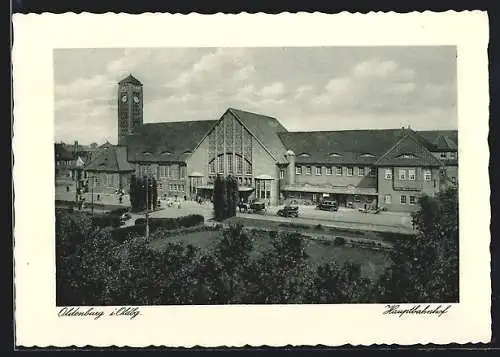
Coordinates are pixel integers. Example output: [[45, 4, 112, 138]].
[[91, 175, 94, 217], [145, 175, 149, 240]]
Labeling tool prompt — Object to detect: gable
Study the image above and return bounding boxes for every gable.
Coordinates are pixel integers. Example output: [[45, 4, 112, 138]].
[[374, 131, 443, 167]]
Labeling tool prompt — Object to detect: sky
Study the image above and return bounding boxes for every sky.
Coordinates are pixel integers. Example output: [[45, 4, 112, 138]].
[[54, 46, 457, 145]]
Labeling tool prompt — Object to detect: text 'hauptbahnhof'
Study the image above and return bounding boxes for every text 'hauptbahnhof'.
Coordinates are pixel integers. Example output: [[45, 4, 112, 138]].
[[55, 74, 458, 213]]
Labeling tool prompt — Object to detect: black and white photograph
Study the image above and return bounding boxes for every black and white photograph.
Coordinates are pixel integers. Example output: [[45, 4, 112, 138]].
[[54, 46, 459, 306], [13, 12, 490, 347]]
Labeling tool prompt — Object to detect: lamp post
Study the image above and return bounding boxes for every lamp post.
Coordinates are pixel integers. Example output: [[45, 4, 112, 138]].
[[145, 176, 149, 240], [90, 175, 94, 217]]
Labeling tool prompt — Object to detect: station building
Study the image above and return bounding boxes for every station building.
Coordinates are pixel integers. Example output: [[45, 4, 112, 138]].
[[86, 74, 459, 212]]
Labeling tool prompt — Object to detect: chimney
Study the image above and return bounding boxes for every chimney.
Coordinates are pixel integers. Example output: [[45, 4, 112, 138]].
[[285, 150, 296, 185]]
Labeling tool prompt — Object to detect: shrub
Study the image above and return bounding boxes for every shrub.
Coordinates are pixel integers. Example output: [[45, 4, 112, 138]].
[[111, 224, 145, 243], [314, 224, 323, 230], [108, 207, 129, 217], [92, 214, 121, 229], [333, 237, 346, 246], [320, 239, 332, 246]]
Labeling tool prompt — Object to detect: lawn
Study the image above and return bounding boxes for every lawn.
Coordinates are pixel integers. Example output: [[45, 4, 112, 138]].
[[148, 228, 391, 281]]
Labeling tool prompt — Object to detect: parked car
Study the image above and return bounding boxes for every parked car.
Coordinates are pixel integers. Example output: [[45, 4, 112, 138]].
[[119, 212, 132, 225], [277, 205, 299, 218], [249, 201, 266, 213], [317, 200, 339, 212]]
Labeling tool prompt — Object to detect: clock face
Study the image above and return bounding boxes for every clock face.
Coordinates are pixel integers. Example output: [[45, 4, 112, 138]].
[[121, 95, 128, 103], [133, 95, 140, 103]]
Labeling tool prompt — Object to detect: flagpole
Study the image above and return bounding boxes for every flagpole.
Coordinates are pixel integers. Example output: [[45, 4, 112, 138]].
[[145, 175, 149, 240]]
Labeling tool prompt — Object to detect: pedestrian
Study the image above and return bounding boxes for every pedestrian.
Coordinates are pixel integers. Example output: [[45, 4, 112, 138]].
[[66, 186, 69, 192], [119, 196, 123, 204], [97, 194, 100, 201]]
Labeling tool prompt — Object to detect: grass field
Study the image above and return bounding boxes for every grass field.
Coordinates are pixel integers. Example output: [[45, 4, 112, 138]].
[[148, 228, 391, 281]]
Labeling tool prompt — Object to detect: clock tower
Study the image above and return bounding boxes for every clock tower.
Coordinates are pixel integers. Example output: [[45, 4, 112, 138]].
[[117, 74, 143, 145]]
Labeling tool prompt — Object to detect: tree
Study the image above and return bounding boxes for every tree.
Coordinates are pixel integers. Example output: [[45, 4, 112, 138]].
[[129, 175, 138, 212], [211, 224, 253, 303], [213, 175, 238, 221], [226, 175, 239, 218], [213, 174, 226, 221], [376, 187, 459, 303]]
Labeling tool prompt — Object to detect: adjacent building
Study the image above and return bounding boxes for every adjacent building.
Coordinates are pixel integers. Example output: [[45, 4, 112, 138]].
[[83, 146, 135, 194], [66, 74, 458, 212]]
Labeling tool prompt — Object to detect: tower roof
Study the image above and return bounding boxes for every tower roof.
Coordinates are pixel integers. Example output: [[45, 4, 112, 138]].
[[119, 74, 142, 86]]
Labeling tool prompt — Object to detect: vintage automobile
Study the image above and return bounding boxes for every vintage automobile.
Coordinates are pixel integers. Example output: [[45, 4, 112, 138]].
[[249, 201, 266, 213], [277, 205, 299, 218], [316, 200, 339, 212]]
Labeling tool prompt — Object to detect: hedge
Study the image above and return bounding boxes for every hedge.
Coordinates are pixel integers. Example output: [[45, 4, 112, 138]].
[[92, 214, 121, 229], [112, 214, 205, 243]]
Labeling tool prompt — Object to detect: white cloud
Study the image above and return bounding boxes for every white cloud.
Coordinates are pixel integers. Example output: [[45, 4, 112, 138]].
[[260, 82, 286, 98]]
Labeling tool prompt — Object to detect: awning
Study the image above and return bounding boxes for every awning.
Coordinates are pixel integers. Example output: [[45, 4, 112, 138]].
[[254, 174, 274, 180], [238, 187, 255, 192], [197, 185, 214, 190], [281, 185, 378, 195], [188, 172, 204, 177]]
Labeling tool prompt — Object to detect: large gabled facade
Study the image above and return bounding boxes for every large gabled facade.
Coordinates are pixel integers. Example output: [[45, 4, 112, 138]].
[[111, 74, 458, 212]]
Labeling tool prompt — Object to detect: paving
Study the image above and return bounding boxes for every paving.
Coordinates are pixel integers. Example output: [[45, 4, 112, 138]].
[[56, 185, 414, 234]]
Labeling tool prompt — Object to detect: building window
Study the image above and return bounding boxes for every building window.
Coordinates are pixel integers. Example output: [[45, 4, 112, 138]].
[[449, 152, 457, 160], [358, 167, 365, 176], [369, 167, 376, 177], [279, 169, 285, 179], [409, 195, 416, 205], [353, 195, 361, 202], [227, 154, 234, 173], [246, 161, 252, 175], [296, 166, 302, 175], [173, 184, 178, 191], [400, 195, 407, 204], [408, 169, 416, 181], [159, 165, 167, 177], [336, 167, 342, 176], [169, 184, 173, 191], [424, 170, 432, 181], [209, 160, 216, 174], [398, 169, 406, 180], [306, 166, 312, 175], [179, 184, 184, 192], [384, 169, 392, 180], [347, 167, 353, 176], [440, 152, 447, 159], [236, 156, 243, 174], [218, 156, 224, 173], [326, 167, 332, 175], [384, 194, 392, 204], [316, 166, 322, 175]]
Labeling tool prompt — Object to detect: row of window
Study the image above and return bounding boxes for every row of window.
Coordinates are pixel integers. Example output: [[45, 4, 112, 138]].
[[139, 165, 186, 179], [208, 175, 254, 187], [383, 194, 417, 205], [295, 166, 377, 177], [384, 169, 432, 181], [209, 155, 252, 175], [158, 183, 185, 192], [439, 151, 457, 160]]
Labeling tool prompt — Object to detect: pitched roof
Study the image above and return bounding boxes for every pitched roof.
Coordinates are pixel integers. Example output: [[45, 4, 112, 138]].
[[228, 108, 289, 163], [119, 74, 142, 86], [431, 134, 458, 151], [417, 130, 458, 150], [278, 129, 406, 165], [54, 143, 74, 161], [85, 146, 135, 172], [99, 140, 114, 149], [374, 130, 444, 167], [126, 120, 217, 163]]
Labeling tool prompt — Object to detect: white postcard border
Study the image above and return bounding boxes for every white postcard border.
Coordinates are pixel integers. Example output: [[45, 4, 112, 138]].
[[13, 11, 490, 347]]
